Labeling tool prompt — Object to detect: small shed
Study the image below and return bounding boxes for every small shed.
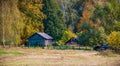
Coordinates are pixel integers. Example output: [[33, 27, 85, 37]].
[[65, 38, 79, 46], [28, 32, 53, 48]]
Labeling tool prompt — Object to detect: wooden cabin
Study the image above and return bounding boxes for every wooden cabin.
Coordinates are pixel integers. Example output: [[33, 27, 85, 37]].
[[28, 32, 53, 48]]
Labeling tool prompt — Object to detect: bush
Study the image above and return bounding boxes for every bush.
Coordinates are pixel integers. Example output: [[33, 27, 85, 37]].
[[59, 30, 76, 45], [77, 28, 101, 47], [107, 31, 120, 50]]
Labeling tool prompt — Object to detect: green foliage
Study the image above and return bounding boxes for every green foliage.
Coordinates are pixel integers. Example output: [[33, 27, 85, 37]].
[[76, 0, 120, 48], [42, 0, 66, 41], [78, 22, 101, 47], [107, 0, 120, 21], [99, 27, 107, 43], [107, 31, 120, 49], [113, 21, 120, 31], [49, 45, 92, 50], [80, 22, 91, 31], [78, 26, 108, 47], [92, 0, 120, 34], [59, 30, 77, 45], [56, 0, 85, 32], [0, 0, 120, 48]]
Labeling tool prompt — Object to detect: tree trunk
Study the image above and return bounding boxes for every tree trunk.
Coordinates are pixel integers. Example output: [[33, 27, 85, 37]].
[[1, 0, 5, 48]]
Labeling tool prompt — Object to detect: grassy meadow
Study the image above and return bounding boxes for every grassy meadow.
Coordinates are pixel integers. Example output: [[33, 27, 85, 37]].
[[0, 47, 120, 66]]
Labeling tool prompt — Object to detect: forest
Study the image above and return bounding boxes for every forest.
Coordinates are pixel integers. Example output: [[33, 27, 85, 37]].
[[0, 0, 120, 50]]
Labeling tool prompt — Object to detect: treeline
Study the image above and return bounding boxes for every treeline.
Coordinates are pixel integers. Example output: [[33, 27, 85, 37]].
[[0, 0, 120, 50], [76, 0, 120, 50]]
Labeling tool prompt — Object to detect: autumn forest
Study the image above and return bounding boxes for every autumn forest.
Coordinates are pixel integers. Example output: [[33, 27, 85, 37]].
[[0, 0, 120, 50]]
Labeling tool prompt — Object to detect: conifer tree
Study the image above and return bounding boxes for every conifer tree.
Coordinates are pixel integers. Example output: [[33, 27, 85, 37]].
[[42, 0, 66, 41]]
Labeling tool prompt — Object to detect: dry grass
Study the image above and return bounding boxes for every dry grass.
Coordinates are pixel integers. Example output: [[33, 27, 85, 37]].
[[0, 47, 120, 66], [98, 50, 118, 57]]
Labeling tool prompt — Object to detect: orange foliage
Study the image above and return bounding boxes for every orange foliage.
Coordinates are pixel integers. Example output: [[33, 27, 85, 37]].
[[77, 0, 100, 32]]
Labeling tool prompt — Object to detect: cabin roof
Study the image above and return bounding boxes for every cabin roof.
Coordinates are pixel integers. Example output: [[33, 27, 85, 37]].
[[65, 38, 78, 45], [37, 32, 53, 39], [28, 32, 53, 40]]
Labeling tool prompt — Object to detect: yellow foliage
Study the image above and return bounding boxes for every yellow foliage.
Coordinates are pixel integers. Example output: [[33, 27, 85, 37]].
[[107, 31, 120, 49], [59, 30, 76, 44], [18, 0, 45, 43], [0, 0, 24, 46]]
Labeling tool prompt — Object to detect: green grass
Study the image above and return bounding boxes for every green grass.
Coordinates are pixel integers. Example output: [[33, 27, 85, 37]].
[[0, 49, 23, 55], [48, 46, 92, 50], [23, 45, 92, 50]]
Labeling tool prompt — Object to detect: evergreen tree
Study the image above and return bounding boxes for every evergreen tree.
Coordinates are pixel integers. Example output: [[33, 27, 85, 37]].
[[42, 0, 66, 41]]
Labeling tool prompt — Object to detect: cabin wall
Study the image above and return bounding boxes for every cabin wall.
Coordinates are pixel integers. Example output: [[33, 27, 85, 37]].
[[28, 34, 45, 47], [45, 40, 53, 46]]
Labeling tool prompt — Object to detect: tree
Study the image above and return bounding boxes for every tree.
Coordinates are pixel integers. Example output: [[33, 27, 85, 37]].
[[107, 31, 120, 50], [76, 0, 120, 47], [76, 0, 102, 47], [42, 0, 66, 41], [77, 0, 95, 32], [113, 21, 120, 31], [59, 30, 77, 45], [77, 21, 101, 47], [0, 0, 23, 46], [92, 0, 120, 34], [1, 0, 5, 47], [56, 0, 85, 32], [18, 0, 45, 44], [99, 27, 107, 43]]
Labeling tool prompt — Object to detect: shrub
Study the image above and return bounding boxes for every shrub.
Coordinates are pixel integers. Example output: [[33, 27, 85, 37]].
[[77, 28, 101, 47], [59, 30, 76, 45], [107, 31, 120, 50]]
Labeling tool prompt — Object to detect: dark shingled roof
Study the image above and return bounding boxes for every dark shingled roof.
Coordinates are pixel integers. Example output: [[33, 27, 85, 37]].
[[37, 32, 53, 39]]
